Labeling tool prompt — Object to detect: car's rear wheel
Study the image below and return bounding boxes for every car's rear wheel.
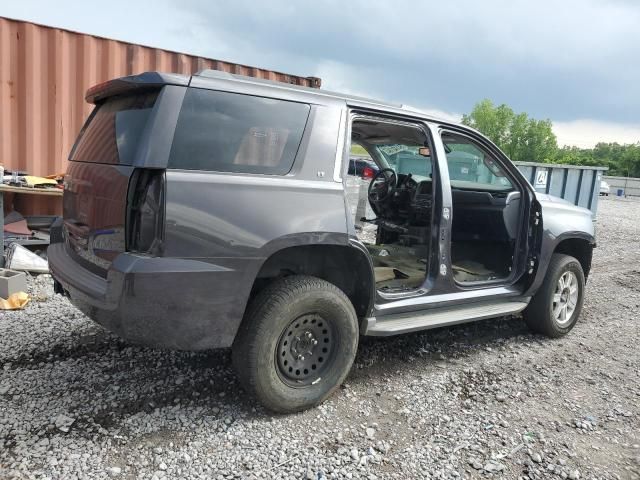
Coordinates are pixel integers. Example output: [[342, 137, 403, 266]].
[[523, 253, 585, 337], [232, 275, 358, 413]]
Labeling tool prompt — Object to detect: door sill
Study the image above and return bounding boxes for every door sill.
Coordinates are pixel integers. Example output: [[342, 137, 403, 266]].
[[377, 285, 427, 300]]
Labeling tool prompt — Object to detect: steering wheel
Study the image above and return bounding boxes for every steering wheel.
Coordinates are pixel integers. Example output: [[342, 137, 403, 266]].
[[368, 168, 397, 204]]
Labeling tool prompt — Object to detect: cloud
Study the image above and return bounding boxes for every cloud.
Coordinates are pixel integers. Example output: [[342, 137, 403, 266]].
[[553, 120, 640, 148], [2, 0, 639, 146], [173, 0, 640, 122]]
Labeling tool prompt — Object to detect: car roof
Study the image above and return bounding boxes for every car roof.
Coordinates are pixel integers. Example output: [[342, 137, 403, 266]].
[[85, 70, 476, 141], [88, 69, 471, 132], [192, 69, 464, 126], [195, 69, 401, 107]]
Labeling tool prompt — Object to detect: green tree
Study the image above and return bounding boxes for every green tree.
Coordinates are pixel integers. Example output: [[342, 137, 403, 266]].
[[553, 142, 640, 176], [462, 99, 557, 163], [462, 99, 640, 177]]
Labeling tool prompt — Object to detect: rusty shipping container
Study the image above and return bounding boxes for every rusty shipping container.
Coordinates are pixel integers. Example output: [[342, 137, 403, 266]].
[[0, 16, 321, 214]]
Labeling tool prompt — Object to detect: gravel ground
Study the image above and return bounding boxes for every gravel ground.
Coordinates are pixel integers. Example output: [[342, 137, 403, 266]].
[[1, 196, 639, 480]]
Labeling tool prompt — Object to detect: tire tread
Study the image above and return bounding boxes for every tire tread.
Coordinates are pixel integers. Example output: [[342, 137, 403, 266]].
[[523, 253, 585, 338], [232, 275, 358, 412]]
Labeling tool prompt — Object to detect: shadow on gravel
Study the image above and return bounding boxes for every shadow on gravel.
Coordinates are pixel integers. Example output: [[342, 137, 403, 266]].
[[614, 270, 640, 291], [357, 315, 531, 359], [5, 331, 125, 369], [2, 314, 535, 441], [348, 315, 532, 380]]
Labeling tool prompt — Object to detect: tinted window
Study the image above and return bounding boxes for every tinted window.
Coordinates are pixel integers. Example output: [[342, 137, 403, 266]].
[[70, 92, 157, 164], [168, 89, 310, 174]]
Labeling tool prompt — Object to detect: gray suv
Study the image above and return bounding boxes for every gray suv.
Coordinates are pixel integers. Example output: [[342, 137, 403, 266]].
[[49, 70, 595, 413]]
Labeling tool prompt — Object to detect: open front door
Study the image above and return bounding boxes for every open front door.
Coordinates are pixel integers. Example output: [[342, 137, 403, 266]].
[[439, 129, 533, 287]]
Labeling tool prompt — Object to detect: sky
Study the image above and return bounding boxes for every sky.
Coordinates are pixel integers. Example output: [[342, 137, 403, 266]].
[[2, 0, 640, 148]]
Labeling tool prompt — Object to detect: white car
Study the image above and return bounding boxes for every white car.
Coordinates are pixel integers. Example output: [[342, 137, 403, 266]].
[[600, 180, 610, 196]]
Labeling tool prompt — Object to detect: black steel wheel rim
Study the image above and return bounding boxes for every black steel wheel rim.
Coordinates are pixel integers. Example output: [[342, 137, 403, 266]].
[[275, 313, 335, 387]]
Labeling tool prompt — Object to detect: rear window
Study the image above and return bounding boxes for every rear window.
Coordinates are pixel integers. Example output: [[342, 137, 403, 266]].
[[168, 88, 310, 174], [70, 91, 158, 164]]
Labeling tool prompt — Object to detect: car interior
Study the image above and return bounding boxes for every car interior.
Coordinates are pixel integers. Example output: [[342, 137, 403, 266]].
[[349, 120, 522, 292], [442, 132, 521, 284], [350, 119, 436, 292]]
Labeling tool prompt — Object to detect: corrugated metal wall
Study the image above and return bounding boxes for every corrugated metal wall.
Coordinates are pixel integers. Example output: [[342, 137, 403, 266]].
[[603, 175, 640, 197], [0, 16, 321, 179], [514, 161, 607, 215]]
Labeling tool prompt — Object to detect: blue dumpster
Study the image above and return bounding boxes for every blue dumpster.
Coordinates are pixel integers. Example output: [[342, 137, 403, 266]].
[[514, 162, 608, 216]]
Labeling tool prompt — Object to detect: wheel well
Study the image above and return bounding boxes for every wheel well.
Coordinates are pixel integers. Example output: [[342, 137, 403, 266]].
[[554, 238, 593, 279], [250, 245, 374, 318]]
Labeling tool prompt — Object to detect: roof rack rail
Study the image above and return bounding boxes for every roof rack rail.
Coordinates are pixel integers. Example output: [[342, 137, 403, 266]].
[[400, 104, 426, 114], [195, 69, 236, 80], [192, 70, 419, 113], [195, 69, 322, 88]]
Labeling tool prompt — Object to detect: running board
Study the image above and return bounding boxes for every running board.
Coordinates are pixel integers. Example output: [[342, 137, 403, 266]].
[[363, 300, 529, 336]]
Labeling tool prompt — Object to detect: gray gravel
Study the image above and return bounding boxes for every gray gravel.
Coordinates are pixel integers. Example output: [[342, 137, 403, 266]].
[[1, 196, 639, 479]]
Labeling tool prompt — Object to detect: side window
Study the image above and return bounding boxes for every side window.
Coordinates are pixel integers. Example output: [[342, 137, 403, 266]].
[[168, 88, 310, 174], [441, 132, 513, 190]]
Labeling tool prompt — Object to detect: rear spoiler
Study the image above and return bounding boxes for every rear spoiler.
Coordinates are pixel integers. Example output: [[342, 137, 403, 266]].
[[85, 72, 190, 104]]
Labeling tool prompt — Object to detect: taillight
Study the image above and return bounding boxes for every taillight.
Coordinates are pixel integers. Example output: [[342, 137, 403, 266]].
[[363, 166, 375, 179], [126, 169, 165, 255]]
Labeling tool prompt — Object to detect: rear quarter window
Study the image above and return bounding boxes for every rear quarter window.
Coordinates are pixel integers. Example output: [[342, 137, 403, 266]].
[[70, 91, 158, 165], [168, 88, 310, 174]]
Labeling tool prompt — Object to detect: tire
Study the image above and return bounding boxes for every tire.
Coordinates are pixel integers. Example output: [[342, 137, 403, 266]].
[[523, 253, 585, 338], [232, 275, 359, 413]]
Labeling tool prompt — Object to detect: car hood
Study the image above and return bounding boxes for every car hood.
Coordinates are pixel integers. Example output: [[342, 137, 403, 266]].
[[535, 193, 595, 241], [536, 193, 595, 226]]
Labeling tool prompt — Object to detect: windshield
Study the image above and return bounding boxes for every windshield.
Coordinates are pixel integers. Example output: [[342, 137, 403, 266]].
[[375, 145, 432, 180]]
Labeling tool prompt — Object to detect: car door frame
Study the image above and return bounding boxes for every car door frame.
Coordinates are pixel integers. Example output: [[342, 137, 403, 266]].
[[436, 125, 536, 291], [369, 120, 540, 318], [342, 110, 447, 302]]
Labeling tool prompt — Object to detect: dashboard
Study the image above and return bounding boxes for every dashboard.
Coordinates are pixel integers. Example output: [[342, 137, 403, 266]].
[[395, 174, 431, 199], [368, 170, 519, 245]]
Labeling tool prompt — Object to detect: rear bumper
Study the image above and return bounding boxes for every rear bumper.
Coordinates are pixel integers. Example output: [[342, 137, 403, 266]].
[[48, 242, 254, 350]]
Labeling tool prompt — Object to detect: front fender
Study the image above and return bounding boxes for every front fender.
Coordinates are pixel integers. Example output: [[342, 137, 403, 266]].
[[525, 230, 595, 297], [524, 195, 595, 297]]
